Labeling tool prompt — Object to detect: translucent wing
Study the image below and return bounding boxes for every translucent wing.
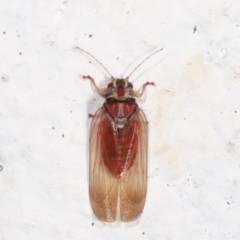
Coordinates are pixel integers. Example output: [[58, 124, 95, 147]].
[[89, 108, 119, 222], [89, 107, 148, 222], [120, 109, 148, 222]]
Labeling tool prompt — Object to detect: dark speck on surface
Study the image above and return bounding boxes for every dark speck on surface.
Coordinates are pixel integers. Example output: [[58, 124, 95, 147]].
[[3, 31, 6, 34], [92, 222, 94, 226], [62, 134, 64, 138], [89, 34, 92, 38], [193, 26, 197, 33], [0, 165, 3, 171], [1, 74, 9, 81]]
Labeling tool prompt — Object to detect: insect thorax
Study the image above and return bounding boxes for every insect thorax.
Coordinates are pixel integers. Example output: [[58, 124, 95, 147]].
[[104, 98, 137, 129], [107, 78, 133, 101]]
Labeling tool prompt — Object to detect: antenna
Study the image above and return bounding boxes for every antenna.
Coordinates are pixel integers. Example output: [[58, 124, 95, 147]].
[[125, 47, 164, 80], [76, 46, 114, 80]]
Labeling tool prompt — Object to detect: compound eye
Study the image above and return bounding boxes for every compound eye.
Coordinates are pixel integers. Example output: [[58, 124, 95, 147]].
[[107, 82, 113, 88], [127, 82, 133, 88]]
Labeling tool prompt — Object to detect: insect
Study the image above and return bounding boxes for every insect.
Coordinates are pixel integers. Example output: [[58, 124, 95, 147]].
[[77, 47, 163, 222]]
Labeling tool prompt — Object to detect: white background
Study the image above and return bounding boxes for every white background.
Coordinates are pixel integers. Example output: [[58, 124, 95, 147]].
[[1, 0, 240, 239]]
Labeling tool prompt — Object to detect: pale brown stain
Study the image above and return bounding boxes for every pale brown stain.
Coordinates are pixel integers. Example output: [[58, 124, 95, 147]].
[[152, 53, 212, 176], [179, 54, 212, 90], [152, 85, 184, 177], [231, 72, 240, 83]]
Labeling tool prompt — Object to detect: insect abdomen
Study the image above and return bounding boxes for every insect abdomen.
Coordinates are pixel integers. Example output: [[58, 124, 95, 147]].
[[101, 128, 138, 177], [100, 102, 139, 177]]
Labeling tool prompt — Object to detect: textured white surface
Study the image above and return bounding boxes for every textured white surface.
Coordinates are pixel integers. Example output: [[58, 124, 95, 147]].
[[1, 0, 240, 239]]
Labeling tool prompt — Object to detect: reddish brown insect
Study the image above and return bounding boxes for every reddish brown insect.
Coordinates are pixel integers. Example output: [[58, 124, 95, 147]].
[[77, 47, 163, 222]]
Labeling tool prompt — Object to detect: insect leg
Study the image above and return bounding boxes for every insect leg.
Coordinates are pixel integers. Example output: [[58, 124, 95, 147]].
[[88, 113, 95, 118], [83, 75, 109, 95], [131, 82, 155, 98]]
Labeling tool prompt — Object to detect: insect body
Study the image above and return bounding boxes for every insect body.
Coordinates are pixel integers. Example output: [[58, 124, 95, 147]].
[[78, 47, 163, 222]]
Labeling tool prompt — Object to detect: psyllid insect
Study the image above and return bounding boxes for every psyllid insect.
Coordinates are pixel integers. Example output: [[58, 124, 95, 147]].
[[77, 47, 163, 222]]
